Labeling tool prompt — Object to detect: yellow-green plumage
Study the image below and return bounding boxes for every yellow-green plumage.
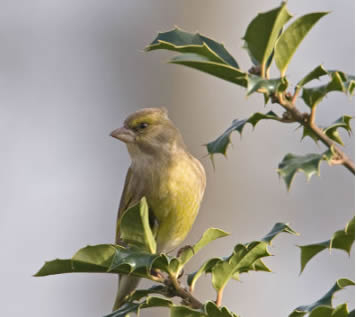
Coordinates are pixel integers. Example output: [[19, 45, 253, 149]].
[[110, 107, 206, 311]]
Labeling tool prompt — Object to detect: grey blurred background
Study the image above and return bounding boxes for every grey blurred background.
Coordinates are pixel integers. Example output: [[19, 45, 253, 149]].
[[0, 0, 354, 316]]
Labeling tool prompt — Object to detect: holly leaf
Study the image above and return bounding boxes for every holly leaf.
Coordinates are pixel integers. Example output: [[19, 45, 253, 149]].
[[118, 197, 156, 253], [262, 222, 299, 244], [146, 28, 239, 68], [104, 296, 173, 317], [302, 71, 355, 108], [275, 12, 329, 76], [243, 2, 292, 74], [289, 278, 355, 317], [299, 217, 355, 273], [297, 65, 328, 88], [188, 223, 297, 294], [247, 75, 288, 95], [206, 111, 279, 156], [178, 228, 230, 266], [169, 53, 247, 87], [323, 115, 353, 146], [106, 296, 239, 317], [277, 149, 334, 190], [302, 115, 353, 145]]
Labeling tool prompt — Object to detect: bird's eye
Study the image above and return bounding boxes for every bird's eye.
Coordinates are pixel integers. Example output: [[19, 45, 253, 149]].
[[138, 122, 148, 130]]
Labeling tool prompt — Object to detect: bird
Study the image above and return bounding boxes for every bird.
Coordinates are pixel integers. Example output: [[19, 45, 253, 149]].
[[110, 107, 206, 311]]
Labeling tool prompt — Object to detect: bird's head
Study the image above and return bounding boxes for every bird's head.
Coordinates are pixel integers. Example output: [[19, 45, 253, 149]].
[[110, 107, 185, 157]]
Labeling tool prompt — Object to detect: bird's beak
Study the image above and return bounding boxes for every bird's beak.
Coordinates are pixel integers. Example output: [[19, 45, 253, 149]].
[[110, 126, 135, 143]]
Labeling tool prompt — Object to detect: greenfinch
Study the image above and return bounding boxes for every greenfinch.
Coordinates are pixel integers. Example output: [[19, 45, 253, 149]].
[[110, 107, 206, 310]]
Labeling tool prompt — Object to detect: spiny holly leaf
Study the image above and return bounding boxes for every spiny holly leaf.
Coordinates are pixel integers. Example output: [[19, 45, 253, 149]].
[[289, 278, 355, 317], [299, 217, 355, 273], [106, 297, 238, 317], [178, 228, 230, 267], [118, 197, 156, 253], [302, 71, 355, 108], [204, 301, 239, 317], [302, 115, 353, 145], [34, 244, 119, 276], [188, 222, 297, 294], [247, 74, 288, 95], [187, 258, 221, 292], [277, 149, 334, 190], [262, 222, 299, 244], [146, 28, 239, 67], [243, 2, 292, 75], [169, 53, 247, 87], [206, 111, 280, 156], [34, 244, 170, 279], [275, 12, 329, 76], [104, 296, 173, 317], [323, 115, 353, 146], [296, 65, 328, 88]]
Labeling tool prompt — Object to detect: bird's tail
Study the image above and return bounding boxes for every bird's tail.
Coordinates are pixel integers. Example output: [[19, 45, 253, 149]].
[[112, 275, 140, 311]]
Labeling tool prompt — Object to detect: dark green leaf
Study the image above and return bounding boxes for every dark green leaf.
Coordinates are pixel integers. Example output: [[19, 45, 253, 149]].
[[296, 65, 328, 88], [262, 222, 299, 244], [34, 244, 119, 276], [178, 228, 229, 266], [289, 278, 355, 317], [323, 115, 353, 146], [104, 296, 173, 317], [277, 149, 334, 190], [211, 222, 296, 291], [187, 258, 221, 292], [302, 71, 355, 108], [204, 301, 238, 317], [243, 2, 292, 74], [247, 75, 288, 95], [146, 28, 239, 67], [275, 12, 329, 75], [206, 111, 279, 156], [118, 197, 156, 253], [302, 115, 353, 145], [299, 217, 355, 273], [169, 53, 247, 87]]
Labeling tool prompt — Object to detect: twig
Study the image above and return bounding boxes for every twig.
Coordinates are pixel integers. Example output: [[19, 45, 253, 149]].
[[167, 273, 203, 309], [216, 289, 224, 307], [276, 92, 355, 174]]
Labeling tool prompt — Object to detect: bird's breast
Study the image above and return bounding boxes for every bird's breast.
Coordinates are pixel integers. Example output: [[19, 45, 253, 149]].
[[143, 153, 206, 252]]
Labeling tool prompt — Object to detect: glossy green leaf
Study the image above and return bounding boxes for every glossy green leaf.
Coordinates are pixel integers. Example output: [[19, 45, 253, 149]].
[[204, 301, 238, 317], [262, 222, 299, 244], [302, 115, 353, 145], [118, 197, 156, 253], [302, 71, 355, 108], [206, 111, 279, 156], [323, 115, 353, 146], [243, 2, 292, 74], [35, 244, 119, 276], [289, 279, 355, 317], [299, 217, 355, 273], [146, 28, 239, 67], [275, 12, 329, 75], [178, 228, 230, 266], [169, 53, 247, 87], [247, 75, 288, 95], [277, 149, 334, 190], [332, 304, 350, 317], [104, 296, 173, 317], [297, 65, 328, 88], [34, 244, 170, 279], [187, 258, 221, 292]]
